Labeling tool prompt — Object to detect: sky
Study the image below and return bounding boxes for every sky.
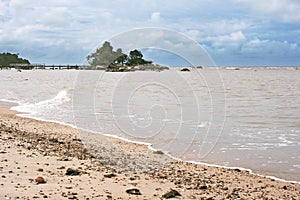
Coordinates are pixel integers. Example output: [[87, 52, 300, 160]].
[[0, 0, 300, 66]]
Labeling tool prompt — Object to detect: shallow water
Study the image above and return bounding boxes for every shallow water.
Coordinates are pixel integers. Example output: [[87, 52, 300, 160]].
[[0, 68, 299, 181]]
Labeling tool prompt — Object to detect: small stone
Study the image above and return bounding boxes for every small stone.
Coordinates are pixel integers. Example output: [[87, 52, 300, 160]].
[[37, 168, 43, 172], [57, 157, 68, 161], [104, 173, 117, 178], [62, 192, 68, 197], [153, 150, 164, 155], [234, 168, 241, 172], [35, 176, 46, 184], [126, 188, 142, 195], [66, 168, 80, 176], [162, 189, 181, 199], [283, 185, 288, 190], [199, 185, 208, 190]]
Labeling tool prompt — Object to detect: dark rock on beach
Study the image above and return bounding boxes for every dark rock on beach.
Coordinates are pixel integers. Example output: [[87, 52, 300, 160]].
[[198, 185, 208, 190], [66, 168, 80, 176], [126, 188, 142, 195], [162, 189, 181, 199], [153, 150, 164, 155], [104, 173, 117, 178], [234, 168, 242, 172], [35, 176, 46, 184]]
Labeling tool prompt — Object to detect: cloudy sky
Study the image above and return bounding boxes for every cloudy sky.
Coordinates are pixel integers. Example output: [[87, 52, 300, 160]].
[[0, 0, 299, 66]]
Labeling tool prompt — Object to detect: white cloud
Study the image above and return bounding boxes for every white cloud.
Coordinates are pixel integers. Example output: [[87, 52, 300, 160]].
[[234, 0, 300, 22], [207, 20, 249, 34], [205, 31, 246, 47], [242, 38, 300, 58], [40, 7, 72, 27], [150, 12, 161, 22], [248, 38, 269, 46], [0, 1, 6, 14]]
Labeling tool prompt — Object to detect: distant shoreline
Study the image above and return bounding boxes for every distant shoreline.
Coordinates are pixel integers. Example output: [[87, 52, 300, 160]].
[[1, 65, 300, 71]]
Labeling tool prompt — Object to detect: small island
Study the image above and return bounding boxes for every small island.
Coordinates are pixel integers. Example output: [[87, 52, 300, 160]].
[[86, 41, 169, 72]]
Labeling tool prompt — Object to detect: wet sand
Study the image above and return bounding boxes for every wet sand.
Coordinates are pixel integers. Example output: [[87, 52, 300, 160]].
[[0, 107, 299, 199]]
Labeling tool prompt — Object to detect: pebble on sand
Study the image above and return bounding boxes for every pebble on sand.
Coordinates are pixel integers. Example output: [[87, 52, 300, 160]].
[[66, 168, 80, 176], [126, 188, 142, 195], [162, 189, 181, 199], [35, 176, 46, 184], [104, 173, 117, 178]]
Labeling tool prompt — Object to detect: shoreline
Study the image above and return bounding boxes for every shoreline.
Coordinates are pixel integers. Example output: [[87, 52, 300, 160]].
[[2, 96, 299, 183], [10, 103, 300, 184], [1, 106, 299, 199]]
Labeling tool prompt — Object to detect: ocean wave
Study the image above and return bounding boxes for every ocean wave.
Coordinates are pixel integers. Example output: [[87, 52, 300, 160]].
[[36, 89, 71, 107], [12, 89, 71, 114]]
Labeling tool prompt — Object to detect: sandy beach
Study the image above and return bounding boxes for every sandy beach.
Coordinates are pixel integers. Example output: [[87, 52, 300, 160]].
[[0, 107, 299, 199]]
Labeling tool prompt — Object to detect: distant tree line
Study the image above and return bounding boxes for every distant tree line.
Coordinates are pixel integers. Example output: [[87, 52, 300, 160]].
[[0, 53, 31, 69], [86, 41, 150, 67]]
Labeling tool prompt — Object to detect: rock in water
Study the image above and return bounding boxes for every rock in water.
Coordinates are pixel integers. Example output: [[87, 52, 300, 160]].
[[35, 176, 46, 184], [180, 68, 190, 72], [162, 189, 181, 199], [66, 168, 80, 176], [126, 188, 142, 195]]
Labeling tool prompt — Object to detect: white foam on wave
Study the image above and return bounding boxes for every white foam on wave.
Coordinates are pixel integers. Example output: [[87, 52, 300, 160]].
[[11, 89, 71, 114], [36, 90, 70, 107]]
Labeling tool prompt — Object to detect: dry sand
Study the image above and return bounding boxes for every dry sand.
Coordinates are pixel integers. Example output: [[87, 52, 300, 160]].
[[0, 107, 299, 199]]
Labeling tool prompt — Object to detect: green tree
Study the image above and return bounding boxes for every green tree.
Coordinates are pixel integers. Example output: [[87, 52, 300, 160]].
[[87, 41, 117, 67], [87, 43, 150, 68], [113, 48, 128, 66], [126, 49, 148, 66], [0, 53, 30, 68]]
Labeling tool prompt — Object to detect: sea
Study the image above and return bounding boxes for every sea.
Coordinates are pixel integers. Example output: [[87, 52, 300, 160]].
[[0, 67, 299, 182]]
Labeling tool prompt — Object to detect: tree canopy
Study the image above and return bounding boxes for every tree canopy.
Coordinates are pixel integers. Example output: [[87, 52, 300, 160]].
[[86, 41, 149, 67], [126, 49, 148, 66], [87, 41, 116, 66], [0, 53, 30, 67]]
